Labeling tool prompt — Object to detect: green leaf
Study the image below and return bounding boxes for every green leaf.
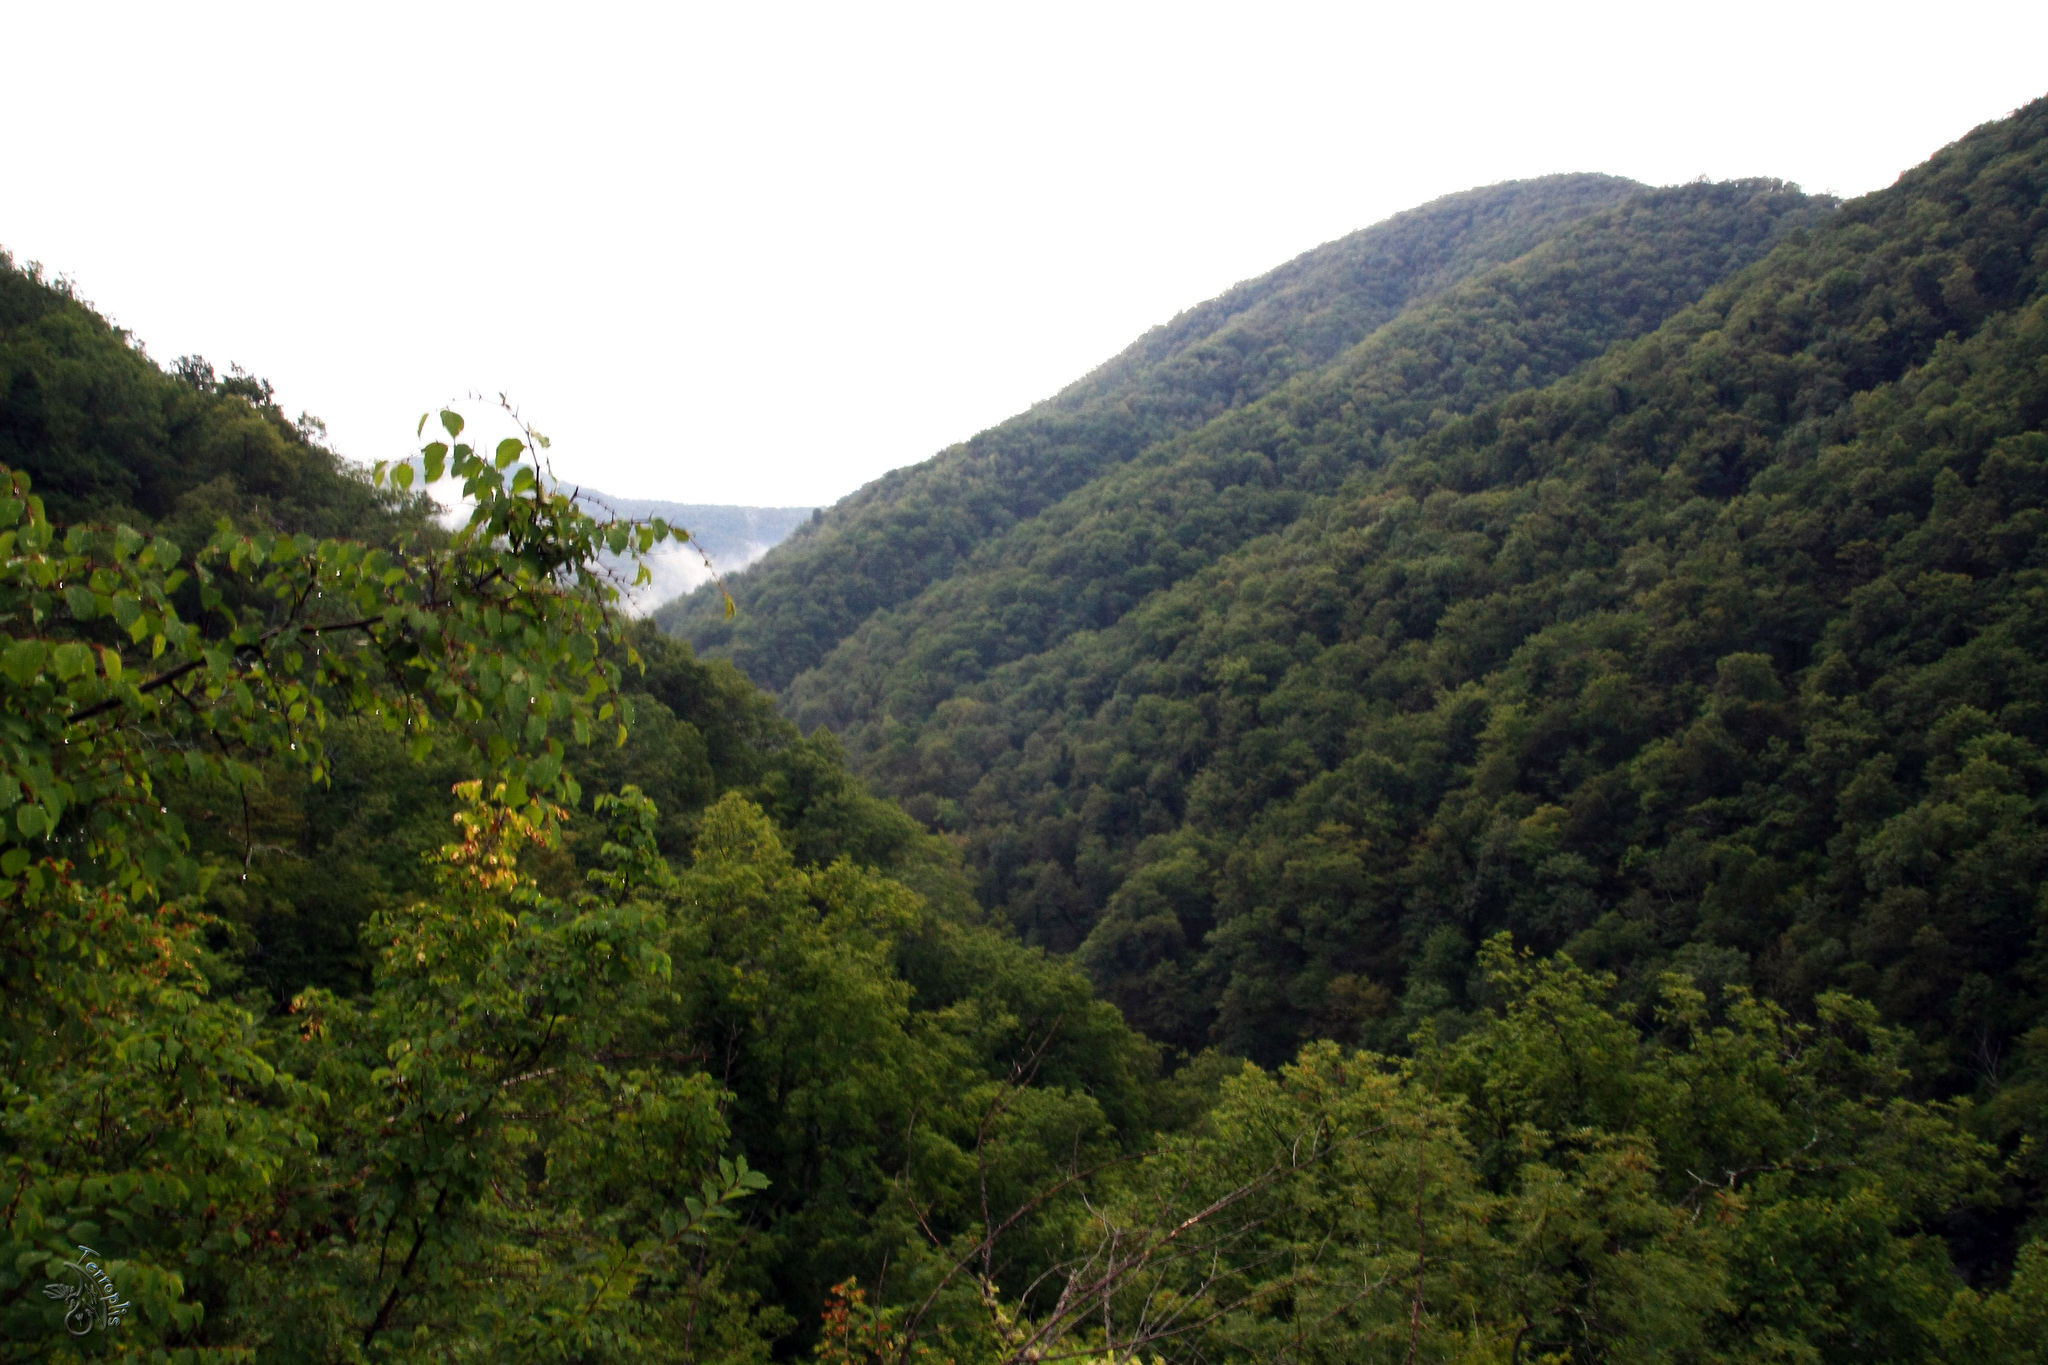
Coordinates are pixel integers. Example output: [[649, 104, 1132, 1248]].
[[496, 438, 525, 469], [51, 642, 93, 679], [423, 443, 449, 482], [15, 805, 46, 838], [440, 409, 465, 438], [2, 639, 46, 686], [394, 463, 416, 491]]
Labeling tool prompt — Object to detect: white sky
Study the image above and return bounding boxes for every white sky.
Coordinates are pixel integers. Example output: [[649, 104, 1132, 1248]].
[[4, 2, 2044, 507]]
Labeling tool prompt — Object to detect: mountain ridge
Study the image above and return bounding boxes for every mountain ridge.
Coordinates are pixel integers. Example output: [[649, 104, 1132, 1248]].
[[836, 97, 2048, 1082], [652, 98, 2048, 1167], [658, 173, 1649, 686], [785, 178, 1832, 744]]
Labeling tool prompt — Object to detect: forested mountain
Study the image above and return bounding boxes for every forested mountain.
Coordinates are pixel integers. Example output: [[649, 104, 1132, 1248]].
[[787, 179, 1828, 760], [658, 173, 1646, 687], [692, 98, 2048, 1055], [839, 99, 2048, 1073], [763, 98, 2048, 1063], [10, 102, 2048, 1365], [673, 98, 2048, 1292]]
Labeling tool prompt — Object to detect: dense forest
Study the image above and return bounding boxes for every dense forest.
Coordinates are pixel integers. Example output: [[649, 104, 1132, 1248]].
[[686, 102, 2048, 1060], [783, 97, 2048, 1098], [6, 101, 2048, 1364]]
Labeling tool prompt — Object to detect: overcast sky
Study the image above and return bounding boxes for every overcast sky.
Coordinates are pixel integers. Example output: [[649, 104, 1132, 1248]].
[[4, 2, 2044, 507]]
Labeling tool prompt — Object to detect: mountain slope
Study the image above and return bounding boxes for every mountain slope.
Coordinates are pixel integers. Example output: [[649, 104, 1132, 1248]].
[[657, 174, 1646, 687], [0, 257, 431, 541], [787, 179, 1829, 748], [860, 96, 2048, 1091]]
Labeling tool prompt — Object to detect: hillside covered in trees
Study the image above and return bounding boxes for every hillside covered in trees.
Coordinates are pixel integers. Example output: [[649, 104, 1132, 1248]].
[[682, 102, 2047, 1050], [7, 101, 2048, 1364], [682, 93, 2048, 1332], [657, 173, 1651, 687]]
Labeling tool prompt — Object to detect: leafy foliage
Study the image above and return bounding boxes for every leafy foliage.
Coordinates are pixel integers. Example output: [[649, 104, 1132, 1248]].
[[0, 392, 718, 1354], [996, 943, 2035, 1365]]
